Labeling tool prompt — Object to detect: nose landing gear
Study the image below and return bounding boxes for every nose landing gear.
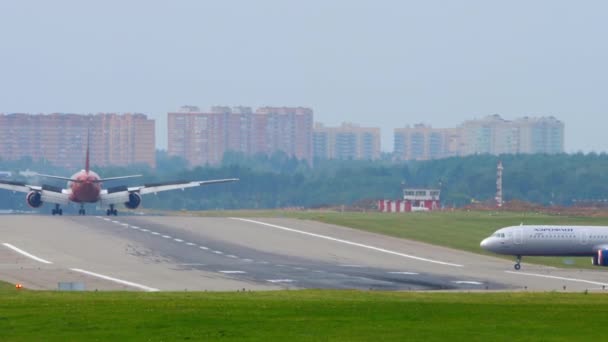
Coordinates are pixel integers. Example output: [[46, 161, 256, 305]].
[[514, 255, 522, 270], [78, 204, 86, 216]]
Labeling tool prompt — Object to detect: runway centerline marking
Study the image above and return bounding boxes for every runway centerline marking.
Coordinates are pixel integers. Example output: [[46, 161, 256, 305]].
[[453, 281, 483, 285], [199, 246, 209, 250], [213, 251, 223, 255], [162, 235, 171, 239], [2, 243, 53, 264], [174, 238, 184, 243], [267, 279, 294, 283], [388, 271, 419, 275], [150, 232, 160, 235], [186, 242, 196, 246], [70, 268, 159, 292], [505, 271, 608, 287], [232, 218, 463, 268], [219, 270, 246, 274]]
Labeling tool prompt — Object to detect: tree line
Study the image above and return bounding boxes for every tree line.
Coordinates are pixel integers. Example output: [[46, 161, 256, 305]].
[[2, 151, 608, 211]]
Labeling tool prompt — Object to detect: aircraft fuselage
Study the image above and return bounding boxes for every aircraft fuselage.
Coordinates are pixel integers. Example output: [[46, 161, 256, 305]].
[[68, 170, 102, 203], [481, 225, 608, 257]]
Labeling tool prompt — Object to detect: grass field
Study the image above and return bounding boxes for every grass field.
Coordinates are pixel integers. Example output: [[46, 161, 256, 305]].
[[2, 283, 608, 341], [189, 210, 608, 269]]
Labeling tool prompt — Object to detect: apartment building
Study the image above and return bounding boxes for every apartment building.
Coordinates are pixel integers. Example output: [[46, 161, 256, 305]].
[[461, 114, 564, 155], [393, 124, 462, 160], [0, 113, 156, 169], [168, 106, 314, 166], [394, 115, 564, 160], [313, 122, 381, 160]]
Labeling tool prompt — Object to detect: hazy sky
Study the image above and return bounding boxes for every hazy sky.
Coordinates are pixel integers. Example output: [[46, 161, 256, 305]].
[[1, 1, 606, 152]]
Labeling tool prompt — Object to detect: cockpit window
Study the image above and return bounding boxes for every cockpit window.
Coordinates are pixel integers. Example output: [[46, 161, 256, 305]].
[[492, 233, 505, 238]]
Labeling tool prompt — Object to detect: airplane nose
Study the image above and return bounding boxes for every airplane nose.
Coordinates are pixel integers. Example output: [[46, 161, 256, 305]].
[[480, 238, 490, 249]]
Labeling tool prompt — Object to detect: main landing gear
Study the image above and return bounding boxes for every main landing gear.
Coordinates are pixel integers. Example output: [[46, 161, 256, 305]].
[[78, 204, 86, 216], [106, 204, 118, 216], [514, 255, 522, 270], [51, 204, 63, 216]]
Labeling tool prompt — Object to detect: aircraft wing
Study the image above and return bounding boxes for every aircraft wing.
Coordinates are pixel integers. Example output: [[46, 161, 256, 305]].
[[0, 180, 32, 193], [99, 178, 239, 205], [35, 173, 142, 183], [136, 178, 239, 195], [0, 180, 71, 205]]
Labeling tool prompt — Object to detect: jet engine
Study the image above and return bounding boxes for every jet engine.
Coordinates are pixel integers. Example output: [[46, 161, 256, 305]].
[[592, 249, 608, 266], [124, 192, 142, 209], [26, 191, 43, 208]]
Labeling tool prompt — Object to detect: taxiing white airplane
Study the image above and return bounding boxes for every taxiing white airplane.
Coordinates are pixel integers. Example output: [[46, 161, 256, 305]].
[[481, 225, 608, 270]]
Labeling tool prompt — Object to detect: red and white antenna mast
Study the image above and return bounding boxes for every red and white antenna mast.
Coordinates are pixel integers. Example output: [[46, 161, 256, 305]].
[[496, 160, 503, 207]]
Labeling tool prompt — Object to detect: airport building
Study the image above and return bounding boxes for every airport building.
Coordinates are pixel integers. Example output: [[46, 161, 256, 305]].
[[378, 188, 441, 213], [0, 113, 156, 169], [168, 106, 314, 166], [313, 122, 381, 160]]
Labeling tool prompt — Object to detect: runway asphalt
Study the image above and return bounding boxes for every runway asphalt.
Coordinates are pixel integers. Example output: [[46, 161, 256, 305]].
[[1, 214, 608, 292]]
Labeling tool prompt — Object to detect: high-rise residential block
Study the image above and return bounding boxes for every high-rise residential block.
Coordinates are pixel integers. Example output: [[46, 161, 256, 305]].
[[394, 115, 565, 161], [393, 124, 462, 161], [313, 122, 381, 160], [461, 114, 564, 155], [515, 116, 564, 154], [0, 113, 156, 169], [168, 106, 313, 166]]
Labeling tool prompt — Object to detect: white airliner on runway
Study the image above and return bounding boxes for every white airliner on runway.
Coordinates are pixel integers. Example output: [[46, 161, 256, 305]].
[[481, 225, 608, 270]]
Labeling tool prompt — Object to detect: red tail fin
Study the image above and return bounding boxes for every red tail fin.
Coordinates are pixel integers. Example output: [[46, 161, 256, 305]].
[[85, 130, 90, 173]]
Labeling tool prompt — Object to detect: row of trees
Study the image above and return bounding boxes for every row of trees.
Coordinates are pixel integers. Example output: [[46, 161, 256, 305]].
[[2, 151, 608, 210]]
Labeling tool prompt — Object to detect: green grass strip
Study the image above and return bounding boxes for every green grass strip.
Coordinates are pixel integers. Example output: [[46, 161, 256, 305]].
[[1, 289, 608, 341]]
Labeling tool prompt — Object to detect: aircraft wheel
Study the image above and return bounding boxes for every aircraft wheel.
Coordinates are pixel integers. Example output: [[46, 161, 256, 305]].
[[113, 209, 118, 216], [58, 209, 63, 216], [106, 209, 111, 216], [52, 210, 56, 216], [514, 263, 521, 270]]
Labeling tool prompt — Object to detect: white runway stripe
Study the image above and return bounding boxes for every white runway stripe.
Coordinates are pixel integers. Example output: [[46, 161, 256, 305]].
[[70, 268, 159, 292], [232, 218, 464, 268], [219, 270, 246, 274], [388, 271, 419, 275], [452, 280, 483, 285], [2, 243, 53, 264], [267, 279, 294, 283], [505, 271, 608, 287]]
